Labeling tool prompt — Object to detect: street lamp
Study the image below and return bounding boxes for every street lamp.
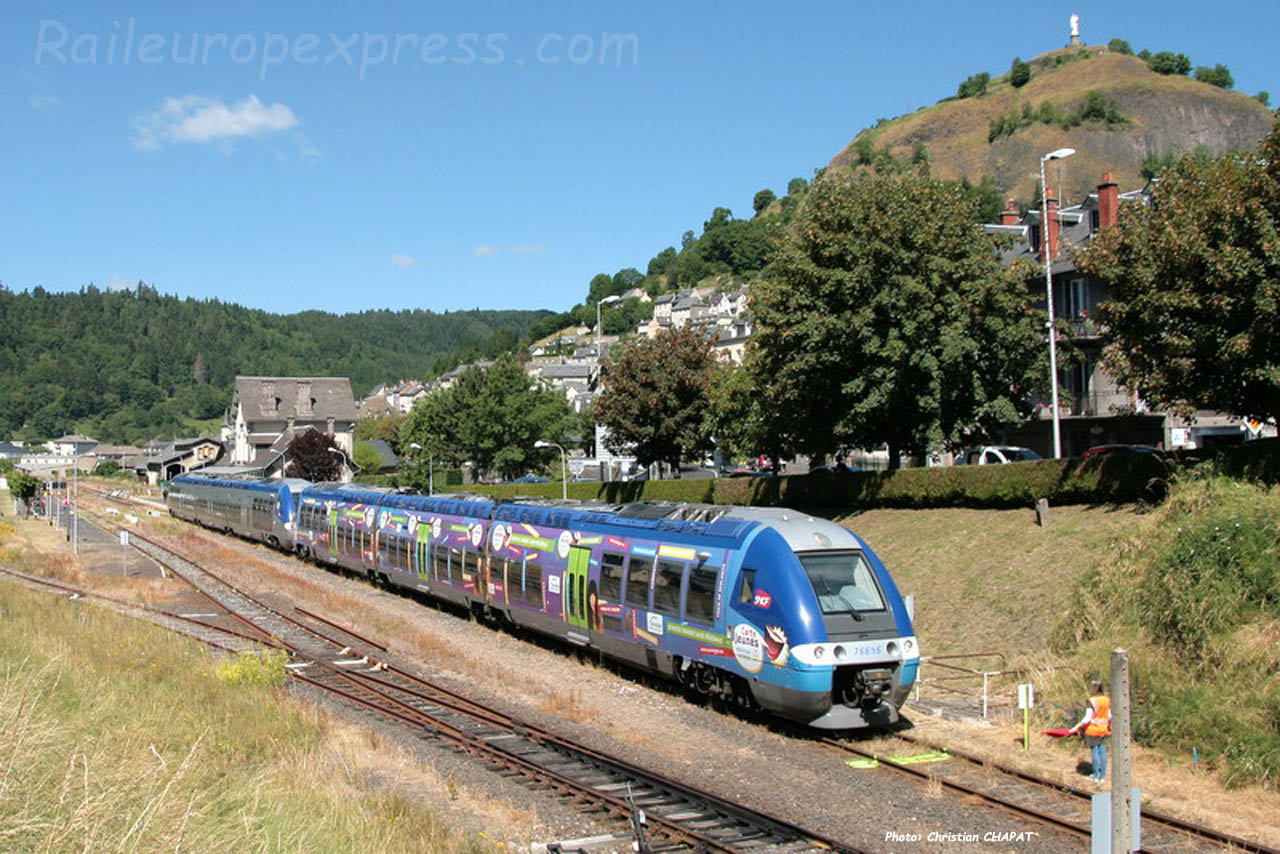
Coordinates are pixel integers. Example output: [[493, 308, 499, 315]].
[[594, 294, 623, 479], [534, 440, 567, 500], [408, 441, 434, 496], [1040, 147, 1075, 459], [326, 447, 346, 482]]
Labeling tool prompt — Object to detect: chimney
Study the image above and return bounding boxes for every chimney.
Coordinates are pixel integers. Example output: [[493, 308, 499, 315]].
[[1042, 189, 1061, 263], [1097, 172, 1119, 230], [1001, 199, 1019, 226]]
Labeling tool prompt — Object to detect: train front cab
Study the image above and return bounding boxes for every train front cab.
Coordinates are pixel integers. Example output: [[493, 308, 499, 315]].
[[729, 520, 918, 729]]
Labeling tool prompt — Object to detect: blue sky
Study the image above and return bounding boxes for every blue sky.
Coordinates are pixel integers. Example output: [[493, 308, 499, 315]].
[[2, 1, 1273, 315]]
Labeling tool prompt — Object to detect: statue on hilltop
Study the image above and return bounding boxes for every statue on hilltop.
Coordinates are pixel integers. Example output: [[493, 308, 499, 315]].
[[1069, 14, 1082, 47]]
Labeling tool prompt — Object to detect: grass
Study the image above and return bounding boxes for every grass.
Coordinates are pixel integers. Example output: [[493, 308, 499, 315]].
[[845, 477, 1280, 790], [0, 576, 498, 852], [1049, 474, 1280, 788]]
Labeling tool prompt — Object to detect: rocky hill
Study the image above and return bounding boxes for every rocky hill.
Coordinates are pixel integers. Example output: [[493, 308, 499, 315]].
[[828, 46, 1274, 203]]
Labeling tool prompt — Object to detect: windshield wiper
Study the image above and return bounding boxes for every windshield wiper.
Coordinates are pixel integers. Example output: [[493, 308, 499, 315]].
[[818, 576, 864, 619]]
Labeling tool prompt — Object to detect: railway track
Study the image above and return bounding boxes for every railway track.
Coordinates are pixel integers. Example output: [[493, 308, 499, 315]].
[[106, 528, 866, 853], [52, 493, 1280, 853], [823, 733, 1279, 854]]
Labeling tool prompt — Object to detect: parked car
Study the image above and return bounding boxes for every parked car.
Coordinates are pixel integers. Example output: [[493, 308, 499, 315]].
[[509, 474, 551, 484], [954, 446, 1043, 465], [1082, 444, 1160, 457]]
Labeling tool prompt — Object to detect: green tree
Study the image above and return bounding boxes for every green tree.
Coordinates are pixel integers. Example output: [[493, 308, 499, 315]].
[[353, 441, 385, 473], [787, 177, 809, 196], [956, 72, 990, 98], [400, 358, 575, 483], [1257, 91, 1271, 107], [646, 247, 678, 277], [1010, 57, 1031, 88], [1079, 119, 1280, 427], [703, 207, 733, 233], [1108, 38, 1133, 55], [284, 430, 342, 481], [593, 326, 716, 473], [585, 272, 615, 304], [8, 470, 39, 510], [752, 188, 777, 215], [704, 362, 785, 464], [751, 171, 1044, 468], [354, 413, 406, 451], [1147, 51, 1192, 75], [1193, 64, 1233, 89]]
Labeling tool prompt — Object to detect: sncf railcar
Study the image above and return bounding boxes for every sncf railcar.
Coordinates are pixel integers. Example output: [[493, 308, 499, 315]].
[[166, 474, 307, 548], [291, 485, 918, 729]]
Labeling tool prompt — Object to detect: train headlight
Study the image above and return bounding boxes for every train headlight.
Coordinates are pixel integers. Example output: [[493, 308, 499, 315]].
[[834, 645, 847, 661], [886, 641, 898, 657], [813, 646, 824, 659], [904, 639, 915, 653]]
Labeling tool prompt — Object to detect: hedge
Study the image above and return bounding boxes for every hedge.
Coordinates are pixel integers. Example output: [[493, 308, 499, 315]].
[[462, 453, 1173, 511]]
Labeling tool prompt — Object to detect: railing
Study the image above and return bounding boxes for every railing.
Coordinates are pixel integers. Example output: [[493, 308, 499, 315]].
[[913, 651, 1021, 719]]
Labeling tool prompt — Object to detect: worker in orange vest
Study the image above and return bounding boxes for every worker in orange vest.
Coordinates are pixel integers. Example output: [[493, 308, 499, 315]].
[[1069, 680, 1112, 781]]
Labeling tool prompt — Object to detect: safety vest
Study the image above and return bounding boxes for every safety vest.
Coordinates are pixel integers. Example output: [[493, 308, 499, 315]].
[[1085, 694, 1112, 737]]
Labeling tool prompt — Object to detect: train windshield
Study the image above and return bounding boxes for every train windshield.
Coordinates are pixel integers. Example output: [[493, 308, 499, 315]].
[[798, 551, 885, 616]]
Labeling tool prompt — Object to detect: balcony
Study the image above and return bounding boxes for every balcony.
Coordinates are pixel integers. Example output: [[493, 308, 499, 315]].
[[1067, 317, 1102, 339]]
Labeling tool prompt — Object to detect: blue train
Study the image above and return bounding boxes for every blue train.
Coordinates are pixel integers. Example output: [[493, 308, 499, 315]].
[[167, 474, 918, 729]]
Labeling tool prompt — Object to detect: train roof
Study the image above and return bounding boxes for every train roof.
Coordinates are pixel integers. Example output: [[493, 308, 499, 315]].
[[173, 473, 297, 495], [299, 487, 759, 544]]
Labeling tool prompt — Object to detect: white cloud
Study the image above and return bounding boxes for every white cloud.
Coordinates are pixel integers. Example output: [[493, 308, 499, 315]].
[[390, 254, 425, 268], [133, 94, 298, 151], [472, 242, 547, 257], [29, 94, 59, 110]]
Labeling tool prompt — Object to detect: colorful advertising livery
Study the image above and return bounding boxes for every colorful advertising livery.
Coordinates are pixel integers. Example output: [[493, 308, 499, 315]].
[[168, 476, 918, 729]]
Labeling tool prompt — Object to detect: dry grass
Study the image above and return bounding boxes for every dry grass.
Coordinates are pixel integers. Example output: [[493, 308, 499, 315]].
[[0, 579, 502, 853], [832, 48, 1272, 202], [843, 503, 1144, 658]]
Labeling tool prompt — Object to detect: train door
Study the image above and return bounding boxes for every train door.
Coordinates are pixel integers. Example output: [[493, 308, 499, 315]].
[[414, 522, 430, 584], [566, 546, 591, 630]]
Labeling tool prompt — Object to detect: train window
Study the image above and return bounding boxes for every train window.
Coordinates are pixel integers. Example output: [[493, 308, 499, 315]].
[[461, 548, 479, 579], [624, 558, 651, 610], [600, 552, 625, 601], [652, 560, 684, 617], [799, 551, 886, 614], [523, 560, 543, 605], [433, 546, 451, 582], [737, 568, 757, 604], [685, 563, 719, 625]]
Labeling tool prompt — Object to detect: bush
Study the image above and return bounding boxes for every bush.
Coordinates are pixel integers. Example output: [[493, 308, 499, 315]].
[[1193, 64, 1233, 89], [213, 649, 289, 687], [469, 454, 1170, 511], [957, 72, 990, 99], [1147, 51, 1192, 75], [1256, 91, 1271, 107], [1108, 38, 1133, 55], [1010, 57, 1031, 88]]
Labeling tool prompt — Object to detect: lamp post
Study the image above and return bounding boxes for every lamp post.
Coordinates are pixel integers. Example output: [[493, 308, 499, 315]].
[[408, 441, 434, 495], [534, 440, 567, 500], [594, 294, 623, 478], [1040, 147, 1075, 459], [327, 447, 346, 482]]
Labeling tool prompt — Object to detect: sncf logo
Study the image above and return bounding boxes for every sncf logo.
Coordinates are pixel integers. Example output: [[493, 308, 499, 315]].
[[752, 589, 772, 609]]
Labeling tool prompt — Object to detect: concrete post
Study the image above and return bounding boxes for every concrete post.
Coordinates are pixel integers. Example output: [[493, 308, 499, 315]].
[[1111, 649, 1133, 852]]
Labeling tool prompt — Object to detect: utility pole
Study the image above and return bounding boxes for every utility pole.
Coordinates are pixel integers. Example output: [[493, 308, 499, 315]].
[[1111, 649, 1133, 853]]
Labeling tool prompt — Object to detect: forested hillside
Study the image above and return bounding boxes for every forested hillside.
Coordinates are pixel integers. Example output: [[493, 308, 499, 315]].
[[0, 283, 548, 443]]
